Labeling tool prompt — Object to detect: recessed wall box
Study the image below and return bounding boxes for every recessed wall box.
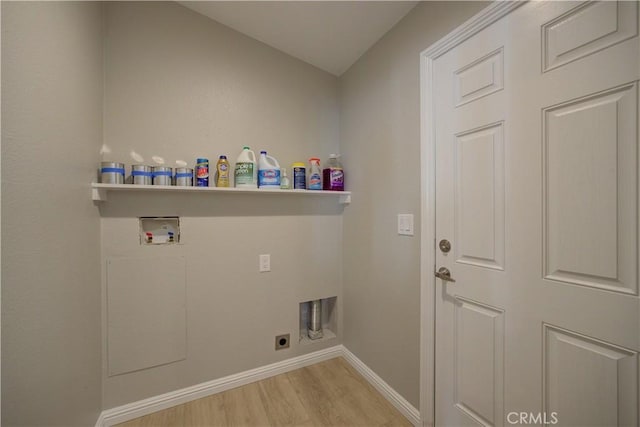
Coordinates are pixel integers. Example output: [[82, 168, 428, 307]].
[[299, 296, 337, 344], [139, 217, 180, 245]]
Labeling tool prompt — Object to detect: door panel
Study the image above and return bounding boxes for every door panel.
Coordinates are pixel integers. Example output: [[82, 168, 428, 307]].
[[454, 48, 505, 107], [455, 122, 505, 270], [542, 1, 638, 72], [543, 324, 638, 426], [454, 297, 504, 426], [433, 1, 640, 425], [543, 83, 638, 295]]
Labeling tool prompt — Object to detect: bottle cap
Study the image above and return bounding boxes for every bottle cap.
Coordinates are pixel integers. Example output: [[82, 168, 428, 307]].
[[329, 153, 339, 158], [292, 162, 305, 167], [243, 146, 250, 150], [309, 157, 320, 163], [261, 151, 267, 154], [219, 155, 227, 159]]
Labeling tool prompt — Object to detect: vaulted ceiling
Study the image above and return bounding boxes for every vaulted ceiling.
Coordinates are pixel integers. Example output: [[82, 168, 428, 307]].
[[179, 1, 418, 76]]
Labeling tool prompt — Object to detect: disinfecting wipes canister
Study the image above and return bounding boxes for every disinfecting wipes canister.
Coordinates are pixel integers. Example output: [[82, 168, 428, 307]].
[[131, 165, 152, 185], [152, 166, 172, 186], [175, 167, 193, 187], [101, 162, 125, 184]]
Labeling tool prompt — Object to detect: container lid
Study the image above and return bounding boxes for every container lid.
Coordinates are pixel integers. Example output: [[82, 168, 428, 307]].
[[292, 162, 305, 167], [243, 146, 250, 150], [219, 155, 227, 159], [329, 153, 339, 158], [309, 157, 320, 163], [260, 151, 267, 154], [196, 158, 208, 163]]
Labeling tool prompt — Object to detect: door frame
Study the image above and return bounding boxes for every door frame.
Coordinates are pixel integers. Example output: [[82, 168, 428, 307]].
[[418, 2, 524, 426]]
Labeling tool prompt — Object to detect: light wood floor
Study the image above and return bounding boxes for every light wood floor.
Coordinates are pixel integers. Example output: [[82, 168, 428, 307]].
[[117, 357, 412, 427]]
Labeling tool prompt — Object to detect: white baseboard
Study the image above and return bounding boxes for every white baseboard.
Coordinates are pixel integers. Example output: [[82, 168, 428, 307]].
[[341, 347, 421, 426], [94, 411, 105, 427], [97, 344, 421, 427], [99, 345, 342, 426]]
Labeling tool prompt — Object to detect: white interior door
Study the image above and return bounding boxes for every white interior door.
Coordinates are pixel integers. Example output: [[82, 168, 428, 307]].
[[433, 2, 640, 425]]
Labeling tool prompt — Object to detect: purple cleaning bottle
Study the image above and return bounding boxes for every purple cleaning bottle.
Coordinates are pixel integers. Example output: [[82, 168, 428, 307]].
[[322, 154, 344, 191]]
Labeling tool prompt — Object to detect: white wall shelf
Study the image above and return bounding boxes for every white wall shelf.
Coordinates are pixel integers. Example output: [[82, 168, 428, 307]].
[[92, 183, 351, 204]]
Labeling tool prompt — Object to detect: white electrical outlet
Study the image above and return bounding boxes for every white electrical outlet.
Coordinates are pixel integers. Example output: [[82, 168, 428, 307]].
[[259, 254, 271, 272], [397, 214, 414, 236]]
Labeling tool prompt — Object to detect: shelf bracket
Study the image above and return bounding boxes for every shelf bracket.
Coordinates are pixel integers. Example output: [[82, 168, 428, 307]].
[[339, 194, 351, 205], [92, 187, 107, 202]]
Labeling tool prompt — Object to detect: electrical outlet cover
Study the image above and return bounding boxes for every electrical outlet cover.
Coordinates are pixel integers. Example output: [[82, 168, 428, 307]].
[[275, 334, 290, 350]]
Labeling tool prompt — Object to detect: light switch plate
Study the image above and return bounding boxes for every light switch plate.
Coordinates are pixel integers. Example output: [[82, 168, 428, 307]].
[[397, 214, 414, 236], [259, 254, 271, 272]]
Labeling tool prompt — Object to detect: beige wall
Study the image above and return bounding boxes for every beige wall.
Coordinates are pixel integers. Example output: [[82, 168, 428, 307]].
[[102, 2, 342, 408], [1, 2, 104, 425], [1, 0, 493, 419], [339, 1, 489, 408], [103, 1, 339, 168]]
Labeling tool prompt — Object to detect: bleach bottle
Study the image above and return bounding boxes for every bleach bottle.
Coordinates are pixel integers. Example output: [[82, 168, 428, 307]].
[[234, 146, 257, 188], [258, 151, 281, 188]]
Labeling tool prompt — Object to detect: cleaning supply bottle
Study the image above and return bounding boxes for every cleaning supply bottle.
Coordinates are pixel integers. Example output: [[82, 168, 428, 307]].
[[195, 158, 209, 187], [280, 168, 291, 189], [234, 146, 257, 188], [292, 162, 306, 189], [257, 151, 281, 188], [308, 157, 322, 190], [322, 154, 344, 191], [215, 155, 230, 187]]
